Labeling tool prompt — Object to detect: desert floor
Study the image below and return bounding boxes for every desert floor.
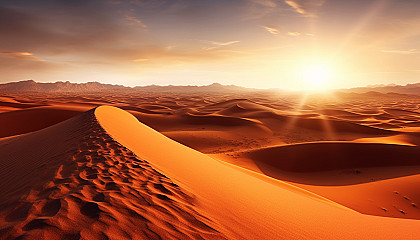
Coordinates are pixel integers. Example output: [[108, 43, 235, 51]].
[[1, 91, 420, 239]]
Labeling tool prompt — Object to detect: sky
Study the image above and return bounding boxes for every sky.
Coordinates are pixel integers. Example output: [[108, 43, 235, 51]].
[[1, 0, 420, 90]]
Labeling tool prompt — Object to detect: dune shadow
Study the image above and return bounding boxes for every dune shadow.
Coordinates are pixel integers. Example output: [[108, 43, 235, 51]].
[[251, 142, 420, 186]]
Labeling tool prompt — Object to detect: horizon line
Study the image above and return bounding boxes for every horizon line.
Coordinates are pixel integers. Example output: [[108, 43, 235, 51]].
[[2, 79, 418, 92]]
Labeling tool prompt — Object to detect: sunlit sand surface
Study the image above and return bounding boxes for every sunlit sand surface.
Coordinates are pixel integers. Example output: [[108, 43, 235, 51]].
[[2, 91, 420, 239]]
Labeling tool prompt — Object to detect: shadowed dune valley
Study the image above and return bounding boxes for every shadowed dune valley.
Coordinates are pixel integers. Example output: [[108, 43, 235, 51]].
[[2, 83, 420, 239]]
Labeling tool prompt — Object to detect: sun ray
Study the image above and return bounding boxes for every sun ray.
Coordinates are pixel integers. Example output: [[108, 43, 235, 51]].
[[332, 0, 391, 58]]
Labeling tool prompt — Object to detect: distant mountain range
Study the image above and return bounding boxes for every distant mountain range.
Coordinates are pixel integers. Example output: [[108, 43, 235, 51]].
[[0, 80, 127, 93], [2, 80, 420, 95], [134, 82, 250, 93], [0, 80, 253, 93], [341, 83, 420, 95]]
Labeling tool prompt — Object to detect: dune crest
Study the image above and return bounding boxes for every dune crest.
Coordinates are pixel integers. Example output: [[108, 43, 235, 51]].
[[95, 106, 420, 240], [0, 108, 227, 239]]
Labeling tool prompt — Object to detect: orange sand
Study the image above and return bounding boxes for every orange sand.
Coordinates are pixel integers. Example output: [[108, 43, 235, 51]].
[[1, 92, 420, 239]]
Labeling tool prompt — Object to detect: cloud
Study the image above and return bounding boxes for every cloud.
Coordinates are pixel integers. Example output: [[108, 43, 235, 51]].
[[0, 5, 151, 62], [133, 58, 149, 62], [381, 49, 420, 54], [0, 53, 61, 82], [199, 40, 240, 51], [125, 9, 148, 28], [262, 27, 301, 36], [203, 40, 240, 46], [287, 31, 301, 36], [263, 26, 280, 35], [0, 6, 127, 55], [284, 0, 326, 17], [249, 0, 278, 8], [129, 44, 243, 64], [244, 0, 281, 19], [0, 4, 243, 74], [0, 52, 44, 61]]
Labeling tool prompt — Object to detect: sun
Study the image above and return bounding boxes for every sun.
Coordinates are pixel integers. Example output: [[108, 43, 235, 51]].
[[300, 63, 333, 90]]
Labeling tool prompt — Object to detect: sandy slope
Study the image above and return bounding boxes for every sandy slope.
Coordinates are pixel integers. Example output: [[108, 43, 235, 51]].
[[96, 106, 420, 239], [2, 92, 420, 239], [0, 105, 93, 138], [0, 108, 227, 239], [215, 141, 420, 220]]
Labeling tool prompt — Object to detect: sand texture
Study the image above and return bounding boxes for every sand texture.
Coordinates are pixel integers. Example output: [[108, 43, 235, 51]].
[[1, 92, 420, 239]]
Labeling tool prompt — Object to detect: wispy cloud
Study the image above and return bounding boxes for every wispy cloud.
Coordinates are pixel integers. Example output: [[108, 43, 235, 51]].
[[262, 27, 302, 37], [243, 0, 280, 19], [250, 0, 278, 8], [126, 45, 244, 68], [133, 58, 149, 62], [287, 31, 301, 36], [381, 49, 419, 54], [202, 40, 240, 46], [284, 0, 326, 17], [125, 10, 147, 28], [285, 0, 305, 15], [0, 52, 44, 61], [263, 26, 280, 35], [200, 40, 240, 51]]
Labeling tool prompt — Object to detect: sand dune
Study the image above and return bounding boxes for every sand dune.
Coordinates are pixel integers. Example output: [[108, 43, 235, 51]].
[[216, 140, 420, 220], [0, 105, 91, 138], [0, 108, 228, 239], [2, 92, 420, 239], [241, 142, 420, 172], [95, 106, 420, 239]]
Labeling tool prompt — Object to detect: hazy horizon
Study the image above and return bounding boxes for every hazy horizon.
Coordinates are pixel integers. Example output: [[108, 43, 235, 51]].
[[1, 79, 418, 91], [1, 0, 420, 90]]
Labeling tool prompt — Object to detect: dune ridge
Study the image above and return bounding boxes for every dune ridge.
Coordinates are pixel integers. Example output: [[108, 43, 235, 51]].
[[0, 108, 227, 239], [95, 106, 420, 240]]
